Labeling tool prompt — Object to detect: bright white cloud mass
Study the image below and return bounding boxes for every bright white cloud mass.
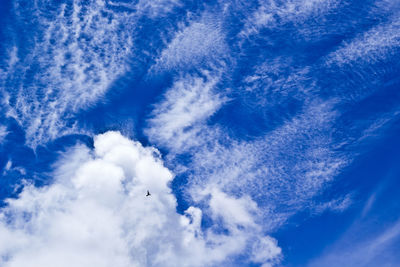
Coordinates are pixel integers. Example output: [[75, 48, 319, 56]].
[[0, 131, 281, 267]]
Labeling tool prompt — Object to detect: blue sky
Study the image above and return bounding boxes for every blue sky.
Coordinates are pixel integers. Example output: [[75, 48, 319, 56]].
[[0, 0, 400, 266]]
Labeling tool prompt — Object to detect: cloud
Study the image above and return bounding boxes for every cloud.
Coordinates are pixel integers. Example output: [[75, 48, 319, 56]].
[[184, 101, 348, 226], [146, 73, 226, 152], [239, 0, 340, 39], [1, 0, 137, 147], [325, 15, 400, 67], [0, 125, 7, 144], [2, 160, 26, 177], [312, 194, 352, 215], [146, 70, 349, 228], [104, 0, 181, 18], [151, 14, 227, 72], [0, 131, 281, 267], [308, 218, 400, 267], [308, 180, 400, 267], [240, 58, 312, 114], [2, 0, 184, 148], [136, 0, 182, 18], [357, 109, 400, 143]]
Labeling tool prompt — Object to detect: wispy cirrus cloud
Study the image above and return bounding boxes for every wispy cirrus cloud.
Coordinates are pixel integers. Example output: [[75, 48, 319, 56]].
[[1, 0, 136, 147], [308, 188, 400, 267], [325, 16, 400, 67], [0, 0, 186, 148], [186, 101, 348, 227], [106, 0, 181, 18], [238, 0, 340, 40], [146, 72, 227, 153], [0, 125, 7, 144], [146, 65, 349, 229], [311, 194, 353, 215], [309, 220, 400, 267], [144, 1, 400, 241], [151, 13, 227, 73]]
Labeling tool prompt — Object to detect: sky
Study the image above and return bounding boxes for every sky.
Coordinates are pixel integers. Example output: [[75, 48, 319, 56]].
[[0, 0, 400, 266]]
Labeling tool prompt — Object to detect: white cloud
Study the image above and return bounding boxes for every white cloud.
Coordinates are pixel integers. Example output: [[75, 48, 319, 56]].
[[252, 236, 282, 266], [308, 218, 400, 267], [151, 14, 227, 72], [325, 16, 400, 67], [2, 160, 26, 177], [2, 0, 137, 147], [105, 0, 181, 18], [0, 131, 281, 267], [146, 73, 226, 152], [178, 101, 348, 229], [2, 0, 184, 148], [308, 183, 400, 267], [240, 58, 312, 112], [1, 0, 211, 148], [356, 109, 400, 143], [312, 194, 352, 215], [146, 65, 349, 228], [136, 0, 182, 18], [0, 125, 7, 144], [239, 0, 340, 39]]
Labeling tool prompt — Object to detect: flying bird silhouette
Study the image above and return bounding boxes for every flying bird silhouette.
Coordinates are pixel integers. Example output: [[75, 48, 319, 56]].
[[146, 190, 151, 197]]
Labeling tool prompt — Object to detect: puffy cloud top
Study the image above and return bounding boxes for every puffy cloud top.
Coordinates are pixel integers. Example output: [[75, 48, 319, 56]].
[[0, 131, 281, 267]]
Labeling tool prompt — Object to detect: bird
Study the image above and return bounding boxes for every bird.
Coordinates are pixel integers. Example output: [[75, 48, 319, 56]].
[[146, 190, 151, 197]]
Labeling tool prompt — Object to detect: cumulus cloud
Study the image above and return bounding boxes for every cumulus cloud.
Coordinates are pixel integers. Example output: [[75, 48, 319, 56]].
[[0, 131, 281, 267]]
